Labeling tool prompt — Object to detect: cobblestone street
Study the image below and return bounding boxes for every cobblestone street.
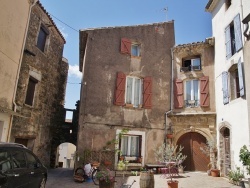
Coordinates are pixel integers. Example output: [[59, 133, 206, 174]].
[[46, 168, 249, 188]]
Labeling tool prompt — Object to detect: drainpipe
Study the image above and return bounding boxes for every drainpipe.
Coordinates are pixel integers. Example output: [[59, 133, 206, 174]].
[[7, 0, 38, 142], [164, 47, 175, 144]]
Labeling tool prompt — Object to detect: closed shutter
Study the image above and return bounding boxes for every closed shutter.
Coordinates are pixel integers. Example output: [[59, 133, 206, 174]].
[[174, 79, 183, 108], [114, 72, 126, 106], [225, 25, 232, 59], [234, 14, 243, 52], [121, 38, 131, 54], [200, 76, 210, 107], [143, 77, 152, 109], [237, 57, 245, 97], [222, 71, 229, 105]]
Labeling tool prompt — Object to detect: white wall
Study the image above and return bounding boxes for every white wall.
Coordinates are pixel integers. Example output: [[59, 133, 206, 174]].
[[211, 0, 250, 171]]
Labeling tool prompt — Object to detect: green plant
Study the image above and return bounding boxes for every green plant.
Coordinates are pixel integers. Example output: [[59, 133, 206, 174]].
[[228, 167, 244, 182], [153, 143, 187, 182], [239, 145, 250, 175], [96, 168, 115, 183], [200, 137, 217, 169]]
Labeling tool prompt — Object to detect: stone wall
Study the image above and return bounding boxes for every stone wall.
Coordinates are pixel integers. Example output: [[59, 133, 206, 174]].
[[11, 2, 68, 167]]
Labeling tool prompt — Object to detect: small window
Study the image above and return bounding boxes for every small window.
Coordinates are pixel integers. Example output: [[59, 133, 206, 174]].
[[120, 135, 141, 157], [37, 25, 48, 52], [125, 77, 142, 108], [225, 14, 243, 59], [131, 44, 140, 57], [25, 77, 38, 106], [185, 79, 200, 107], [181, 57, 201, 72]]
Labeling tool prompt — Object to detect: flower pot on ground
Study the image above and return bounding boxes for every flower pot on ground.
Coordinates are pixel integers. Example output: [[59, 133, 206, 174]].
[[96, 168, 115, 188], [210, 169, 220, 177], [228, 167, 244, 186], [154, 143, 187, 188]]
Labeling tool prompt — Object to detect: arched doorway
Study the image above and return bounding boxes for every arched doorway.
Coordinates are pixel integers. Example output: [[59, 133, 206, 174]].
[[220, 127, 231, 176], [56, 142, 76, 168], [177, 132, 209, 171]]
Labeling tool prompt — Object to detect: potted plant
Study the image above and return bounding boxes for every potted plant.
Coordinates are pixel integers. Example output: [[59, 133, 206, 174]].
[[228, 167, 244, 186], [154, 143, 187, 188], [200, 137, 220, 177], [239, 145, 250, 185], [96, 168, 115, 188]]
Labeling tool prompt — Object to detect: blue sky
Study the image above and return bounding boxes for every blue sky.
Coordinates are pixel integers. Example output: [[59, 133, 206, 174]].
[[39, 0, 212, 118]]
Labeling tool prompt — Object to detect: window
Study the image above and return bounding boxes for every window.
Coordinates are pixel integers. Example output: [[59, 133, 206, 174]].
[[225, 14, 243, 59], [114, 72, 152, 109], [120, 135, 141, 157], [0, 151, 11, 172], [25, 152, 38, 169], [125, 77, 142, 107], [174, 77, 209, 108], [223, 58, 245, 104], [25, 77, 38, 106], [37, 25, 48, 52], [11, 150, 27, 169], [185, 79, 199, 107], [121, 38, 141, 57], [181, 57, 201, 72]]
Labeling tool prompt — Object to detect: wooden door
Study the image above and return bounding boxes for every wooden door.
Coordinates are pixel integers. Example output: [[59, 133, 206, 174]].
[[177, 132, 209, 171]]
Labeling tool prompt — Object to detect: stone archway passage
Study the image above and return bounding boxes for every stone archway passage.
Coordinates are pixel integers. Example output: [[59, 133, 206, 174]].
[[177, 132, 210, 171]]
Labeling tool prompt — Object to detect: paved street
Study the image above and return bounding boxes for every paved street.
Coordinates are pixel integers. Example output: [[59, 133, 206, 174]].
[[46, 168, 249, 188]]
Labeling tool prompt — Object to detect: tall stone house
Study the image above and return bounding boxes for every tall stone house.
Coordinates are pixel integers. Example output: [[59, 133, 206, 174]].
[[10, 1, 68, 167], [0, 0, 37, 143], [206, 0, 250, 176], [78, 22, 175, 167], [169, 39, 215, 172]]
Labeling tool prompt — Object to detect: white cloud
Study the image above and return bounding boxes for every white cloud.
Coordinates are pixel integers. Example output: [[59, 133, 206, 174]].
[[68, 64, 82, 79]]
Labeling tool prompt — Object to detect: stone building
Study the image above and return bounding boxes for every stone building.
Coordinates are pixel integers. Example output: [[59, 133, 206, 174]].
[[169, 39, 216, 172], [10, 1, 68, 167], [78, 22, 175, 167], [0, 0, 37, 142]]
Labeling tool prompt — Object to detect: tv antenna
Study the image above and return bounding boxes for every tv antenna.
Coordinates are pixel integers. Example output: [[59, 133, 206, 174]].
[[162, 7, 168, 21]]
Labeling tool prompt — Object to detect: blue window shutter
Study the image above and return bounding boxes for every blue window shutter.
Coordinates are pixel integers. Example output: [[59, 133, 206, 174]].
[[225, 26, 232, 59], [237, 57, 245, 97], [234, 14, 243, 52], [222, 71, 229, 104]]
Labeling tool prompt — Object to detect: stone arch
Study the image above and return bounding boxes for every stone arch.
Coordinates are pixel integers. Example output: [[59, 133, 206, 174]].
[[218, 121, 232, 177]]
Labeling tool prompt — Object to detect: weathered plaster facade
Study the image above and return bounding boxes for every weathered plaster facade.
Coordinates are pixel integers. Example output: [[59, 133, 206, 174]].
[[10, 2, 68, 167], [78, 22, 175, 166], [168, 41, 216, 171], [0, 0, 37, 142], [206, 0, 250, 176]]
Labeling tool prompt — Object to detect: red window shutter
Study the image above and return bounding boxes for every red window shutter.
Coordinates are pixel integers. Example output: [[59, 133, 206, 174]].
[[121, 38, 131, 55], [200, 76, 210, 107], [143, 77, 152, 109], [114, 72, 126, 106], [174, 79, 183, 108]]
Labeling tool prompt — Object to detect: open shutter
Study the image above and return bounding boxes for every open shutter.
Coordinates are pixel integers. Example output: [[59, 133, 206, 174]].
[[121, 38, 131, 54], [143, 77, 152, 109], [200, 76, 210, 107], [234, 14, 243, 52], [222, 71, 229, 105], [237, 57, 245, 97], [225, 25, 232, 59], [174, 79, 183, 108], [114, 72, 126, 106]]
